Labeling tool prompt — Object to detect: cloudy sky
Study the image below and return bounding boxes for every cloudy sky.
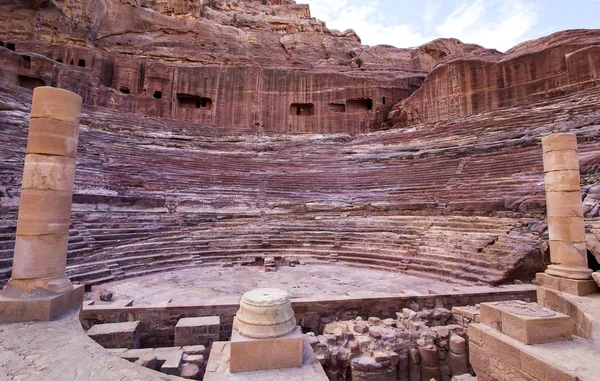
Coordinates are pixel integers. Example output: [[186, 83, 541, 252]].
[[299, 0, 600, 52]]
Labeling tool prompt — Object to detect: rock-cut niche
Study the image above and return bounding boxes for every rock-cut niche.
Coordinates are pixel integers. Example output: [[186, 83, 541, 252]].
[[290, 103, 315, 116], [177, 94, 213, 110]]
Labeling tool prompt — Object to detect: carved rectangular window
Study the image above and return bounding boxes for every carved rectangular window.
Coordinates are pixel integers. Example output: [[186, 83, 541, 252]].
[[328, 103, 346, 113], [177, 94, 212, 110], [290, 103, 314, 116], [18, 75, 45, 90], [346, 98, 373, 112]]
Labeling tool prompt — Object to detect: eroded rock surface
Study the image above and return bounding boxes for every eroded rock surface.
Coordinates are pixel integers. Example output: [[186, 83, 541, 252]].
[[388, 30, 600, 128]]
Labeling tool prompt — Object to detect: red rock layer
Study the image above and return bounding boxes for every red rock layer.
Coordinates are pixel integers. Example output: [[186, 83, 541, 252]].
[[0, 83, 598, 287], [0, 0, 502, 134], [388, 30, 600, 128]]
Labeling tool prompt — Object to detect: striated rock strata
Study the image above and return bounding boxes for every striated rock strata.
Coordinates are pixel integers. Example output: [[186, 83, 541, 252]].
[[388, 30, 600, 128]]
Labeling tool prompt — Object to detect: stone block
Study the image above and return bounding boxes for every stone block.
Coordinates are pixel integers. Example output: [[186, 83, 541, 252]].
[[449, 335, 466, 355], [468, 342, 489, 375], [536, 272, 599, 296], [480, 303, 502, 331], [541, 133, 578, 154], [0, 284, 83, 323], [160, 351, 183, 376], [30, 86, 83, 124], [229, 326, 303, 373], [542, 150, 580, 173], [547, 217, 585, 240], [480, 325, 520, 367], [448, 352, 468, 376], [520, 351, 577, 381], [543, 170, 581, 192], [480, 301, 572, 344], [11, 234, 69, 279], [21, 154, 76, 192], [467, 323, 482, 345], [16, 189, 73, 236], [204, 339, 328, 381], [175, 316, 220, 347], [182, 345, 207, 355], [86, 321, 141, 349], [546, 192, 583, 217], [26, 118, 79, 158]]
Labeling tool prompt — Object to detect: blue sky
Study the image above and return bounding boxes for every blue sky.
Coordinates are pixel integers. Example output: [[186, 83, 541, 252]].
[[299, 0, 600, 52]]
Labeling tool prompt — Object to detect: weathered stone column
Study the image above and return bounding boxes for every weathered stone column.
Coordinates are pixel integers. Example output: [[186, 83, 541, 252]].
[[230, 288, 302, 372], [5, 86, 81, 294], [542, 133, 592, 280]]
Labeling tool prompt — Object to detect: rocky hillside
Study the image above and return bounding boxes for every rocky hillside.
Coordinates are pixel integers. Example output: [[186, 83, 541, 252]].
[[388, 30, 600, 128]]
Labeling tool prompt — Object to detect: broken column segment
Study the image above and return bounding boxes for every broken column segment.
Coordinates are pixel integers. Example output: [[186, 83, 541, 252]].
[[542, 133, 592, 281], [0, 87, 84, 322], [230, 288, 302, 372]]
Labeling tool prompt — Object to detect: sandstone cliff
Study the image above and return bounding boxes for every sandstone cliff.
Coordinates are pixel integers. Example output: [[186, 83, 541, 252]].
[[388, 30, 600, 128]]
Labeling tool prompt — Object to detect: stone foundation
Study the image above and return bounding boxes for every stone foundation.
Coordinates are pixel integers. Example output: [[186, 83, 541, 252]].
[[79, 286, 536, 348], [175, 316, 220, 347]]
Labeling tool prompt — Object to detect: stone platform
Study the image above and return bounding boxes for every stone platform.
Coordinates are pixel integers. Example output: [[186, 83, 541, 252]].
[[0, 308, 181, 381], [0, 284, 84, 323], [470, 292, 600, 381], [204, 338, 328, 381]]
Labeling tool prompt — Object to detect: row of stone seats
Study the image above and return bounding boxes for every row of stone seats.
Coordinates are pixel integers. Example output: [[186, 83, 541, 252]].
[[0, 83, 598, 288]]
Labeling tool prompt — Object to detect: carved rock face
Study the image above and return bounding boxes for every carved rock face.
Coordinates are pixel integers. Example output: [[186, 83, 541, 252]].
[[233, 288, 296, 339]]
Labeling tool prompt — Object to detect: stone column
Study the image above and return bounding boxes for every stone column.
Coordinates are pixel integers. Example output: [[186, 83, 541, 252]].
[[230, 288, 302, 372], [542, 133, 592, 280], [5, 86, 81, 295]]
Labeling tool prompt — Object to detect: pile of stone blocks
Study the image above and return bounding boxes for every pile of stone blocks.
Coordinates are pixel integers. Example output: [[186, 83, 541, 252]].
[[109, 345, 207, 380], [174, 316, 220, 348], [309, 307, 473, 380], [87, 321, 141, 349], [263, 256, 276, 272]]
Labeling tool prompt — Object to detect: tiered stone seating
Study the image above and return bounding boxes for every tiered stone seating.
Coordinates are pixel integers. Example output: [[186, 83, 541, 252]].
[[0, 83, 598, 288]]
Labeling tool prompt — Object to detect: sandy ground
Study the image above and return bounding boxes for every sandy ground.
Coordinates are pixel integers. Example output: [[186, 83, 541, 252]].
[[88, 264, 462, 305]]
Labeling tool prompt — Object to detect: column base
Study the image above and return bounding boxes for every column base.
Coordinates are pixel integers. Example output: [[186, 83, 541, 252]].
[[545, 264, 593, 280], [2, 275, 73, 296], [0, 284, 84, 323], [537, 272, 599, 296]]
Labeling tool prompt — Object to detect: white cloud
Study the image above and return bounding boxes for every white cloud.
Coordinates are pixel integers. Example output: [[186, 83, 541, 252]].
[[435, 0, 540, 51], [299, 0, 541, 52], [300, 0, 433, 47], [423, 0, 442, 27]]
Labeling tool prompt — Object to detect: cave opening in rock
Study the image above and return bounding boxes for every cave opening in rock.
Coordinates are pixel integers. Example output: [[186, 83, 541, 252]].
[[56, 58, 63, 63], [17, 75, 45, 90], [382, 97, 386, 105], [177, 94, 213, 109], [78, 59, 86, 67], [328, 103, 346, 113], [153, 91, 162, 100], [120, 87, 131, 94], [346, 98, 373, 112], [0, 41, 4, 47], [290, 103, 314, 116], [22, 55, 31, 69], [7, 43, 15, 51], [588, 250, 600, 271]]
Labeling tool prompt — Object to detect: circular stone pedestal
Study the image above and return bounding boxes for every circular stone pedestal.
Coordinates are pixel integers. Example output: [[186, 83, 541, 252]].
[[233, 288, 296, 339]]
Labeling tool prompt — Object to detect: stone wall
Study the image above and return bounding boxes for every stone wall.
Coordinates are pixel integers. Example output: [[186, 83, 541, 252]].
[[79, 286, 536, 348]]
